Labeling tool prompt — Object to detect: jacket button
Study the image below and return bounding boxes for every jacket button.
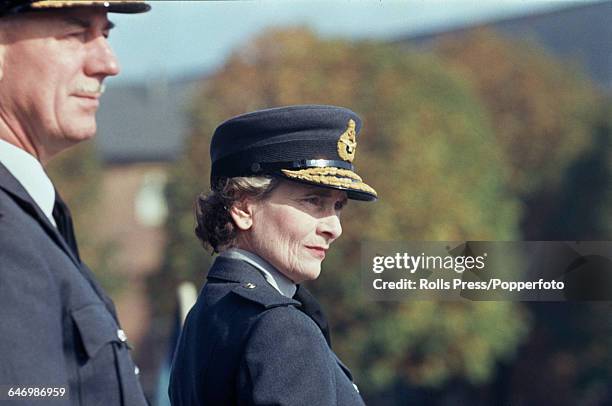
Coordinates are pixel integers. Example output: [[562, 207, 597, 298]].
[[134, 366, 140, 375], [245, 283, 256, 289], [117, 329, 128, 342]]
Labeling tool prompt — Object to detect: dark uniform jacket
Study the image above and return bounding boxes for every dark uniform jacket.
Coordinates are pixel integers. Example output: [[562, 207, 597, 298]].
[[169, 255, 366, 405], [0, 164, 147, 406]]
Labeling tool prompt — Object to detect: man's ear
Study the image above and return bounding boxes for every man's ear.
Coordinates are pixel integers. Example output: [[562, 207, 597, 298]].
[[229, 199, 254, 231]]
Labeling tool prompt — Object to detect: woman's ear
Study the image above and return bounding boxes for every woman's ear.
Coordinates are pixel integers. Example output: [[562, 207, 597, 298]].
[[0, 44, 6, 82], [0, 24, 9, 82], [229, 199, 254, 231]]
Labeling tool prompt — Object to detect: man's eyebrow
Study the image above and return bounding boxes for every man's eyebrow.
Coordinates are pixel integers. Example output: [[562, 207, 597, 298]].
[[61, 16, 115, 31]]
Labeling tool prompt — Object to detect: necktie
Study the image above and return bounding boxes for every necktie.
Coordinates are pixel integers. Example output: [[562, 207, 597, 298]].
[[52, 193, 81, 262], [294, 285, 332, 347]]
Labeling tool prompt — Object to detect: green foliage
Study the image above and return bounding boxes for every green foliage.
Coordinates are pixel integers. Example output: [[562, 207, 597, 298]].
[[161, 27, 528, 393]]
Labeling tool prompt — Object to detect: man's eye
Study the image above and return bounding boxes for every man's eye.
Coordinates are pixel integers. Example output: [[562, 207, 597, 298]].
[[335, 200, 347, 211], [67, 31, 87, 41]]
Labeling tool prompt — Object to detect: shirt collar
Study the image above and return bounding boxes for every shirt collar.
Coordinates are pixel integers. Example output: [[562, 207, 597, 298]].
[[220, 248, 297, 298], [0, 139, 56, 226]]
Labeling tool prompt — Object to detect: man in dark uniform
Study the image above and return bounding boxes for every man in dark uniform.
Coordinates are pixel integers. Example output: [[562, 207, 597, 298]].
[[0, 1, 150, 404], [170, 105, 376, 405]]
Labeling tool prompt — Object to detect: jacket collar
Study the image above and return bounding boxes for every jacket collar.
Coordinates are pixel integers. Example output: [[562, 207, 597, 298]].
[[0, 139, 55, 224], [220, 248, 297, 297], [0, 162, 80, 267], [207, 256, 301, 309], [207, 255, 332, 349]]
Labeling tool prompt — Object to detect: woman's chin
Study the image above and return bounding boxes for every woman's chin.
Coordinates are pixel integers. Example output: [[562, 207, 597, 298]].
[[277, 256, 323, 283], [296, 262, 323, 282]]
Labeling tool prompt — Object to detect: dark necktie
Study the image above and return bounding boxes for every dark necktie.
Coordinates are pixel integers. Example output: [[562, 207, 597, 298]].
[[52, 193, 81, 262], [294, 285, 332, 347]]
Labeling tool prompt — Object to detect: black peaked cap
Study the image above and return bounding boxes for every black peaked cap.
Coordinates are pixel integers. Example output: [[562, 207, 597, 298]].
[[0, 0, 150, 16], [210, 105, 377, 201]]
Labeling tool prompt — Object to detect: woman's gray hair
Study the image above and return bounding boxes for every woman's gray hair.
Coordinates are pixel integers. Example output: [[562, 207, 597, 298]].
[[195, 176, 280, 253]]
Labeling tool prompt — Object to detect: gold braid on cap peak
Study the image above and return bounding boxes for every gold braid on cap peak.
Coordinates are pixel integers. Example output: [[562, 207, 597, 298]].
[[283, 167, 363, 181], [31, 0, 144, 8], [281, 167, 377, 196]]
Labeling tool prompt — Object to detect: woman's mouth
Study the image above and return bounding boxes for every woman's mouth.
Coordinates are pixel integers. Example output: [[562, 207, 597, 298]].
[[305, 246, 327, 260]]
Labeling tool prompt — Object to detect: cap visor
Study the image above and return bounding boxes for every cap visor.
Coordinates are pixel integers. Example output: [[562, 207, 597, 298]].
[[30, 1, 150, 13], [281, 167, 377, 201]]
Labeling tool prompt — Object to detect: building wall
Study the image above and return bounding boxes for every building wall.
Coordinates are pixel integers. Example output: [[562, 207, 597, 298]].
[[96, 163, 170, 348]]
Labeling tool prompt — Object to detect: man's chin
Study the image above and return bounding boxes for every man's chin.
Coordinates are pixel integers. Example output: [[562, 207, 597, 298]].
[[43, 125, 97, 160], [64, 122, 97, 142]]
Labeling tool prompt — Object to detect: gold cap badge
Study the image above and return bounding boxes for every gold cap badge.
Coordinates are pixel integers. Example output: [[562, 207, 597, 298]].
[[337, 119, 357, 162]]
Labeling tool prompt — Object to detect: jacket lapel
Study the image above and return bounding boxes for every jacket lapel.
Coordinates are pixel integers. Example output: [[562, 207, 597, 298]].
[[0, 163, 118, 320], [293, 284, 332, 347]]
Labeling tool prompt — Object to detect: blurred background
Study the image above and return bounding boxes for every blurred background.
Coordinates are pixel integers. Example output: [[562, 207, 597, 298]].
[[47, 1, 612, 404]]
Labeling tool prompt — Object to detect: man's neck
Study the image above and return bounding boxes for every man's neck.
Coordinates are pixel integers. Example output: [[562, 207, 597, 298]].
[[0, 118, 41, 163]]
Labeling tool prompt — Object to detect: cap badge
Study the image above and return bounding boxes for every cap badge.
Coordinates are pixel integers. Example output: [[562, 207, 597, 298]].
[[337, 119, 357, 163]]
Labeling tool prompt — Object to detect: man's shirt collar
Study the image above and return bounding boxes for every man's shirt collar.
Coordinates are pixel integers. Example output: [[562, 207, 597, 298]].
[[220, 248, 297, 298], [0, 139, 56, 226]]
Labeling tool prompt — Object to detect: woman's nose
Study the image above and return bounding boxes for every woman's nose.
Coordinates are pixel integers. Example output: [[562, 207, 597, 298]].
[[317, 214, 342, 241]]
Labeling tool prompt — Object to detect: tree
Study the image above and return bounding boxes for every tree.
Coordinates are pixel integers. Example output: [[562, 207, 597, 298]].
[[434, 28, 599, 198], [434, 29, 612, 404], [508, 107, 612, 405]]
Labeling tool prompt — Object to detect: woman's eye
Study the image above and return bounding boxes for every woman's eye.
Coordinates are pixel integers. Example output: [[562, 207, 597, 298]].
[[303, 197, 323, 207], [305, 197, 320, 205]]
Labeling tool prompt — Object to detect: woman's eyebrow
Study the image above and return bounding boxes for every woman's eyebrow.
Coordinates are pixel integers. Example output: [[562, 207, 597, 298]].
[[301, 188, 334, 196]]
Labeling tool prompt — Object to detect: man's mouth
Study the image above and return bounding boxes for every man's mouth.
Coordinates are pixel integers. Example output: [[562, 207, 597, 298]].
[[73, 83, 105, 99]]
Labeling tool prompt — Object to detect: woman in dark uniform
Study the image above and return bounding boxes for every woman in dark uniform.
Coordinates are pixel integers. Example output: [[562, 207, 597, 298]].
[[169, 105, 377, 405]]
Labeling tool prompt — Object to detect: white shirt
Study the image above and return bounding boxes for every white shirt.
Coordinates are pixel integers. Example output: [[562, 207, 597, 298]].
[[0, 139, 56, 226], [220, 248, 297, 298]]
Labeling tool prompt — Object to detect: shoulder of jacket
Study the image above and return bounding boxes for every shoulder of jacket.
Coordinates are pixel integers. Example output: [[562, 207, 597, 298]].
[[230, 282, 301, 310], [243, 305, 328, 355]]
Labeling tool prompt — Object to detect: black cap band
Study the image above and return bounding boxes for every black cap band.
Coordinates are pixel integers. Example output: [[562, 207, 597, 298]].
[[212, 156, 354, 180], [208, 105, 377, 201]]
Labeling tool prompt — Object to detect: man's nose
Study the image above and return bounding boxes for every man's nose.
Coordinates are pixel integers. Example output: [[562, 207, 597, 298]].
[[85, 36, 120, 78]]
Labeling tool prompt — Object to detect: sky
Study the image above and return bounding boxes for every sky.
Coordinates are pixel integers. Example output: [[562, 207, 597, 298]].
[[108, 0, 587, 84]]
